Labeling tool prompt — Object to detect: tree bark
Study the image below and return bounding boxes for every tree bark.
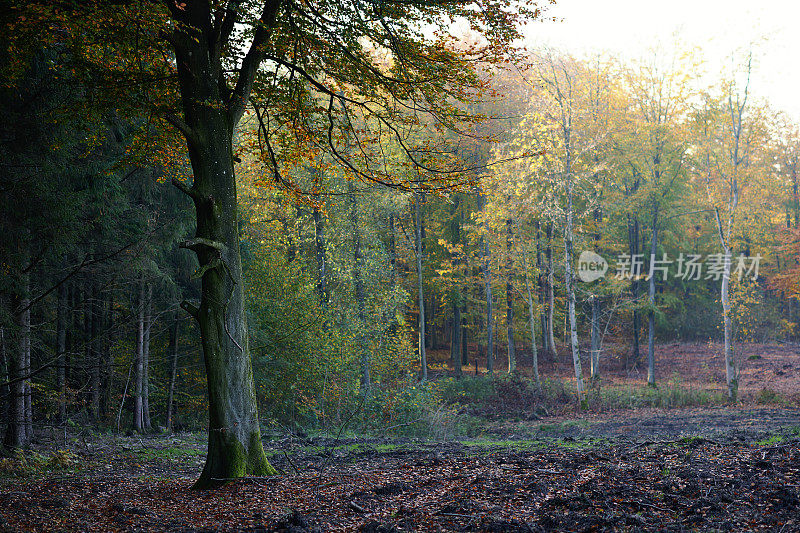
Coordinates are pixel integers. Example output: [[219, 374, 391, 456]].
[[56, 281, 67, 422], [349, 181, 370, 392], [646, 208, 659, 387], [4, 289, 31, 448], [450, 301, 462, 376], [414, 190, 427, 380], [565, 188, 585, 400], [628, 213, 641, 370], [545, 223, 557, 357], [143, 283, 152, 430], [590, 295, 600, 381], [479, 193, 494, 374], [166, 314, 179, 432], [89, 282, 101, 421], [521, 241, 541, 390], [313, 202, 328, 307], [134, 279, 144, 433], [506, 218, 516, 374], [721, 245, 736, 399], [101, 295, 114, 419]]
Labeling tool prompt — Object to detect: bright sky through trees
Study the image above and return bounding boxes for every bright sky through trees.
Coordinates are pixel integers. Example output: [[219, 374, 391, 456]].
[[525, 0, 800, 121]]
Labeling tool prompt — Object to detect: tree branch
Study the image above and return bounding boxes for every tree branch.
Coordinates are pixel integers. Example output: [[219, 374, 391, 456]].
[[228, 0, 283, 125]]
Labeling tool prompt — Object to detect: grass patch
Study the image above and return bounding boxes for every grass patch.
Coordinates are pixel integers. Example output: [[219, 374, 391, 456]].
[[133, 446, 205, 461]]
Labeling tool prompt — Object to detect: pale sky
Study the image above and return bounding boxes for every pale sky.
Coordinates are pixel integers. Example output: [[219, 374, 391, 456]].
[[522, 0, 800, 122]]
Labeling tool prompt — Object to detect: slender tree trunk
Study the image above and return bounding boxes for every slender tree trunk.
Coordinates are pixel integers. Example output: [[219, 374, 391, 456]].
[[545, 223, 557, 357], [166, 315, 179, 432], [590, 295, 600, 381], [506, 218, 516, 374], [56, 281, 67, 422], [721, 245, 736, 399], [479, 194, 494, 374], [414, 190, 427, 380], [564, 189, 585, 399], [134, 280, 144, 433], [89, 283, 101, 421], [101, 295, 114, 418], [450, 301, 462, 376], [589, 207, 602, 382], [521, 245, 541, 391], [4, 289, 31, 448], [0, 322, 8, 439], [388, 213, 397, 288], [628, 214, 641, 369], [143, 284, 152, 430], [313, 202, 328, 307], [461, 317, 468, 366], [647, 208, 659, 387], [535, 221, 547, 356], [349, 181, 370, 392]]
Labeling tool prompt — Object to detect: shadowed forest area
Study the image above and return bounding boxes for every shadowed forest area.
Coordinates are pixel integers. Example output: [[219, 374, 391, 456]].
[[1, 0, 800, 530]]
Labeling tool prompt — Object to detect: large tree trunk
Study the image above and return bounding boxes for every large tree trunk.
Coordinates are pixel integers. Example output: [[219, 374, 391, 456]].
[[414, 190, 427, 380], [166, 0, 286, 487], [181, 123, 276, 487], [505, 218, 516, 374], [166, 315, 179, 432]]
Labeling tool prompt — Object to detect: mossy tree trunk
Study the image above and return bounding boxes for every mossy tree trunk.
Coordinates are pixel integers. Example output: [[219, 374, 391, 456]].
[[166, 0, 281, 488]]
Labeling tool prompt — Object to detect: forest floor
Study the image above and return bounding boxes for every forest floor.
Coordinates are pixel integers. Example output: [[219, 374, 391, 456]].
[[3, 405, 800, 532], [439, 341, 800, 401]]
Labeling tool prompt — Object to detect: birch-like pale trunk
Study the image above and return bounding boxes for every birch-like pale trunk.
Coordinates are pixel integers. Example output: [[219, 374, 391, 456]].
[[564, 188, 585, 398]]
